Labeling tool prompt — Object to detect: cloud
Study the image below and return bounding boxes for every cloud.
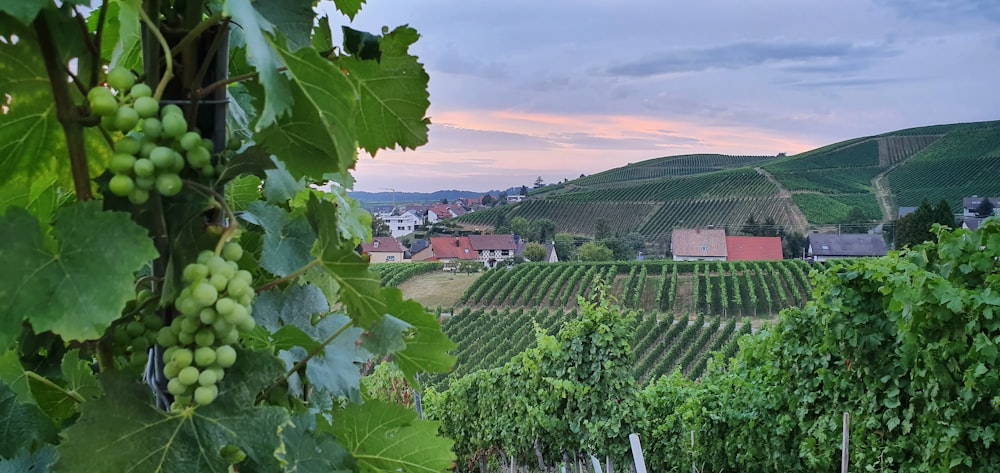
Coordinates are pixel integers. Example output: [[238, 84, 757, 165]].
[[606, 40, 899, 77], [875, 0, 1000, 23], [787, 77, 903, 88]]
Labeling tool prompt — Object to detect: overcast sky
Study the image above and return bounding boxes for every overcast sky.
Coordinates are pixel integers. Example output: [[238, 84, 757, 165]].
[[321, 0, 1000, 193]]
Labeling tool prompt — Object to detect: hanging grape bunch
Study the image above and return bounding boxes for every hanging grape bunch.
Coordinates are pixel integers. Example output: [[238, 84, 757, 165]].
[[155, 241, 255, 410], [110, 288, 163, 370], [88, 67, 216, 205]]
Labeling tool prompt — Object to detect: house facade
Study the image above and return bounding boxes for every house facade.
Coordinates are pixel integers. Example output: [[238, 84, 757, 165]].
[[418, 236, 479, 269], [360, 237, 406, 263], [378, 211, 421, 238], [468, 234, 518, 268], [807, 233, 887, 262], [671, 229, 727, 261]]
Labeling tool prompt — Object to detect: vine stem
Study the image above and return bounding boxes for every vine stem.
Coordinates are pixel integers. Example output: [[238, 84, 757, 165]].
[[170, 12, 224, 58], [195, 48, 336, 98], [254, 259, 321, 294], [139, 7, 173, 101], [33, 14, 91, 201]]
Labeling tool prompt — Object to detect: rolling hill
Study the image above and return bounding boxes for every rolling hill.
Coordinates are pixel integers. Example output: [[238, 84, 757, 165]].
[[457, 120, 1000, 238]]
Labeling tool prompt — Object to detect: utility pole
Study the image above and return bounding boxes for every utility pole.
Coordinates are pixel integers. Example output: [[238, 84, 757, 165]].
[[379, 187, 397, 211]]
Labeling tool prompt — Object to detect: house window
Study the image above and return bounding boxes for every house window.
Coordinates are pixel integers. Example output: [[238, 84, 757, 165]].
[[386, 255, 395, 262], [701, 245, 707, 252], [821, 245, 830, 250], [501, 250, 510, 256], [397, 226, 405, 230]]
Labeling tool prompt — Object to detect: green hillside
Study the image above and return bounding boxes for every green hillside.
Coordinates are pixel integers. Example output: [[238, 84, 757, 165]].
[[457, 120, 1000, 236]]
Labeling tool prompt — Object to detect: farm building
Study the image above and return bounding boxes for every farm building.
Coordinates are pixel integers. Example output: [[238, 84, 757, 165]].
[[359, 237, 406, 263], [806, 233, 887, 262], [671, 229, 727, 261]]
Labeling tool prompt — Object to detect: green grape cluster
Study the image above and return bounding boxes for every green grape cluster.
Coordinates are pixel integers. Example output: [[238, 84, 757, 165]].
[[111, 301, 163, 370], [88, 67, 217, 204], [156, 242, 254, 409]]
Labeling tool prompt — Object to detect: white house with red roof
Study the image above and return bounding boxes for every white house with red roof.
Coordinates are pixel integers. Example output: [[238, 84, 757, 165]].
[[360, 237, 406, 263], [468, 234, 518, 268], [412, 236, 479, 269]]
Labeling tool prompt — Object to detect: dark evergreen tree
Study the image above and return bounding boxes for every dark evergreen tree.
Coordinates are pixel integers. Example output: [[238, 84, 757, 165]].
[[976, 198, 995, 218]]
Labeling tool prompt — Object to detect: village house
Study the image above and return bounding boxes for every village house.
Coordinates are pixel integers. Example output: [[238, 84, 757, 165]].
[[963, 196, 1000, 217], [670, 228, 727, 261], [725, 236, 783, 261], [806, 233, 887, 262], [411, 236, 479, 269], [359, 237, 406, 263], [468, 234, 518, 268], [378, 211, 421, 238]]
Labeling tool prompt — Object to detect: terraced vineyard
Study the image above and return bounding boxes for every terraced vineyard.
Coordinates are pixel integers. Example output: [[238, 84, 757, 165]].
[[635, 196, 798, 238], [458, 260, 814, 317], [551, 169, 777, 203], [430, 307, 753, 386], [572, 154, 775, 187]]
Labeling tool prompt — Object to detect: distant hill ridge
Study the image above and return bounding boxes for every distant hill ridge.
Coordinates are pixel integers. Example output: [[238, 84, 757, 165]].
[[456, 120, 1000, 238]]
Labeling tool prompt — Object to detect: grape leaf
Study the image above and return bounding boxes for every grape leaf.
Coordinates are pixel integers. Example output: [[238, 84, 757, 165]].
[[254, 0, 314, 52], [362, 314, 410, 357], [223, 0, 291, 131], [272, 325, 321, 352], [0, 381, 59, 459], [327, 399, 455, 473], [278, 414, 353, 473], [0, 349, 31, 404], [256, 42, 357, 180], [216, 145, 276, 183], [332, 0, 366, 20], [0, 17, 112, 190], [306, 196, 385, 329], [340, 26, 430, 155], [342, 27, 381, 61], [0, 0, 50, 25], [264, 157, 306, 204], [0, 445, 56, 473], [383, 288, 457, 384], [0, 203, 157, 350], [26, 350, 102, 425], [243, 201, 316, 277], [285, 315, 367, 402], [226, 175, 262, 212], [312, 15, 333, 51], [54, 350, 289, 473], [254, 285, 329, 334]]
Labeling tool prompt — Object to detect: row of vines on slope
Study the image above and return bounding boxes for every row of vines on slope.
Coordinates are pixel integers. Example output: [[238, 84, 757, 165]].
[[0, 1, 455, 471]]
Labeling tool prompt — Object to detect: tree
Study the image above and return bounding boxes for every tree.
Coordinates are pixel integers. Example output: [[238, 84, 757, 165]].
[[578, 242, 614, 261], [0, 3, 455, 470], [519, 185, 529, 196], [623, 232, 646, 255], [533, 176, 544, 188], [602, 238, 636, 260], [372, 215, 391, 237], [896, 199, 954, 248], [976, 197, 995, 218], [440, 198, 448, 204], [498, 191, 509, 204], [934, 199, 956, 227], [522, 242, 547, 262], [510, 216, 532, 239], [458, 260, 482, 275], [531, 218, 557, 243], [494, 211, 510, 233], [594, 218, 613, 241], [481, 194, 495, 206], [781, 232, 808, 259], [740, 214, 760, 236], [554, 233, 578, 261]]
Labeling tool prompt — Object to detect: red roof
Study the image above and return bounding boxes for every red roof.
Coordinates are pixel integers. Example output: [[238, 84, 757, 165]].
[[725, 236, 783, 261], [360, 237, 405, 254], [428, 237, 479, 260], [467, 234, 517, 251]]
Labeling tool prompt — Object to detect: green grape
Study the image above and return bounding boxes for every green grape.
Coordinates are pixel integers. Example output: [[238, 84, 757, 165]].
[[210, 274, 229, 292], [114, 136, 142, 155], [114, 106, 139, 131], [212, 318, 233, 335], [235, 270, 253, 284], [100, 114, 116, 130], [136, 288, 154, 303], [182, 263, 209, 283], [129, 188, 150, 204], [215, 297, 236, 316], [235, 313, 255, 332], [222, 242, 244, 262], [197, 368, 218, 386], [172, 348, 194, 368], [180, 316, 201, 334], [139, 141, 156, 158], [107, 67, 135, 91], [150, 146, 174, 169], [129, 351, 147, 367], [201, 138, 214, 150], [126, 320, 145, 337], [200, 165, 215, 177], [161, 104, 183, 116], [163, 345, 179, 362], [89, 92, 117, 116], [112, 326, 130, 345], [161, 113, 187, 138], [174, 394, 192, 406], [177, 331, 195, 345], [199, 308, 218, 325], [226, 278, 250, 299], [195, 328, 215, 347], [167, 378, 188, 396], [194, 385, 218, 405], [133, 158, 155, 178], [186, 146, 211, 168], [176, 295, 200, 317], [196, 250, 215, 265], [180, 131, 202, 151], [215, 345, 237, 368], [130, 83, 152, 98], [108, 174, 135, 196], [178, 366, 200, 385], [162, 361, 179, 379], [134, 176, 155, 190], [142, 314, 162, 331], [208, 366, 225, 382], [156, 173, 182, 196], [142, 117, 163, 139], [131, 335, 150, 353], [109, 153, 136, 174], [133, 96, 159, 118], [192, 281, 218, 307], [157, 326, 179, 347], [87, 85, 113, 103], [218, 328, 239, 345], [208, 257, 236, 280], [194, 346, 216, 367]]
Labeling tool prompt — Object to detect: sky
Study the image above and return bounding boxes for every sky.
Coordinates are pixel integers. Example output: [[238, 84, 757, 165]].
[[320, 0, 1000, 193]]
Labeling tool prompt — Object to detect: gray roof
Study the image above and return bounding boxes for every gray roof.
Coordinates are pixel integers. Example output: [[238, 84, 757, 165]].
[[409, 239, 430, 255], [808, 233, 887, 257], [963, 217, 984, 231]]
